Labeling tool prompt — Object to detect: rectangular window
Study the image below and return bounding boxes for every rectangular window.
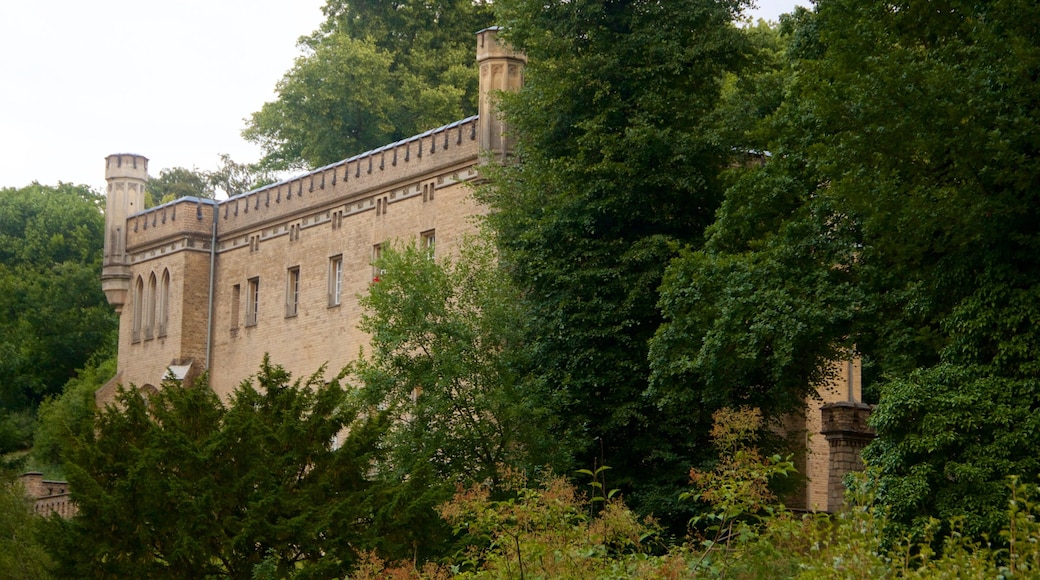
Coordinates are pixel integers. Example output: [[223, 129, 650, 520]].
[[372, 243, 383, 282], [231, 284, 241, 330], [246, 277, 259, 326], [286, 267, 300, 317], [287, 267, 300, 317], [421, 229, 436, 257], [328, 255, 343, 307]]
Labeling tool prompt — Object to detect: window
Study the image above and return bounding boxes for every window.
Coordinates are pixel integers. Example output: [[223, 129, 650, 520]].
[[231, 284, 241, 330], [157, 269, 170, 337], [421, 229, 436, 257], [246, 277, 259, 326], [328, 255, 343, 307], [286, 267, 300, 317], [372, 243, 383, 282], [132, 276, 144, 342], [145, 273, 157, 339]]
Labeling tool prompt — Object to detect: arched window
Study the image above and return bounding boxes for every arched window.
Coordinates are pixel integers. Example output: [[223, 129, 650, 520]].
[[146, 273, 157, 340], [158, 269, 170, 337], [132, 276, 144, 343]]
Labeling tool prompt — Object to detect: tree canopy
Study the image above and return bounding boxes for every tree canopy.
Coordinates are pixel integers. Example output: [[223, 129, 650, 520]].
[[648, 0, 1040, 541], [478, 0, 755, 528], [244, 0, 494, 169], [354, 239, 558, 489], [0, 184, 115, 413], [48, 359, 389, 578]]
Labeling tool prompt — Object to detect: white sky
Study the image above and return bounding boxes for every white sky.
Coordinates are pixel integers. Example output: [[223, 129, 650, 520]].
[[0, 0, 804, 194]]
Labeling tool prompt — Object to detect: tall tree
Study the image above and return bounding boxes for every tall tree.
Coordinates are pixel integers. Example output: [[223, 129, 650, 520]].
[[48, 359, 389, 578], [146, 167, 215, 204], [651, 0, 1040, 542], [244, 0, 494, 169], [478, 0, 752, 526], [0, 475, 53, 579], [649, 7, 860, 440], [353, 240, 557, 490], [148, 157, 276, 205], [0, 184, 115, 412]]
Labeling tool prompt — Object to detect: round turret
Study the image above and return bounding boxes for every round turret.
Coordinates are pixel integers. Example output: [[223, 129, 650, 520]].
[[476, 28, 526, 158], [102, 153, 149, 311]]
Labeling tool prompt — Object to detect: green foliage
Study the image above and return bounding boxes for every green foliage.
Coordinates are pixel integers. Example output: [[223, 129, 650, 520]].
[[244, 0, 493, 169], [0, 183, 115, 411], [31, 353, 115, 472], [0, 476, 53, 579], [354, 239, 556, 490], [681, 407, 795, 577], [478, 0, 756, 529], [148, 156, 277, 204], [147, 166, 215, 204], [439, 474, 679, 579], [46, 358, 387, 578], [0, 409, 34, 459], [647, 0, 1040, 545]]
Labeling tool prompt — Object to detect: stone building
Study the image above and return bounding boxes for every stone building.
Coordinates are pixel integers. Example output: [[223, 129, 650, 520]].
[[19, 472, 77, 518], [97, 29, 869, 511]]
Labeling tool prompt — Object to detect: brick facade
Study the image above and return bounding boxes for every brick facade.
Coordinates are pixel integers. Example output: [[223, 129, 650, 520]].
[[19, 472, 77, 518]]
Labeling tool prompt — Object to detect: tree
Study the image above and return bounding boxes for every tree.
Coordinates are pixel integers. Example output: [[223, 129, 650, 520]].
[[353, 240, 556, 489], [146, 167, 215, 204], [205, 153, 277, 199], [147, 157, 276, 205], [651, 0, 1040, 543], [477, 0, 753, 527], [31, 352, 116, 471], [244, 0, 494, 169], [0, 476, 53, 579], [48, 359, 388, 578], [0, 183, 115, 412]]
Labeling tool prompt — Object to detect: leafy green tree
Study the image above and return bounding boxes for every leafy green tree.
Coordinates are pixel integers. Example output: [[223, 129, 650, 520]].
[[354, 240, 556, 489], [31, 352, 116, 472], [244, 0, 493, 169], [771, 0, 1040, 542], [0, 184, 115, 411], [648, 11, 861, 461], [147, 157, 276, 205], [652, 0, 1040, 543], [47, 359, 388, 578], [147, 166, 215, 204], [478, 0, 752, 527], [205, 153, 277, 198], [0, 476, 53, 579]]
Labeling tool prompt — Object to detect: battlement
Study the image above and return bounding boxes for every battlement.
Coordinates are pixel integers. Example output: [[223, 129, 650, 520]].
[[476, 27, 526, 64], [126, 197, 218, 258], [215, 115, 480, 238], [105, 153, 149, 181]]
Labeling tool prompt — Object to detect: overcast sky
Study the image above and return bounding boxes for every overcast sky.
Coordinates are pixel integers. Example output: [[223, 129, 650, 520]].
[[0, 0, 805, 194]]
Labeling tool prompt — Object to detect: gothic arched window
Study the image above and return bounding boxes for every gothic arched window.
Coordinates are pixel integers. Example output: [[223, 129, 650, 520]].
[[158, 269, 170, 337], [146, 273, 157, 340], [132, 276, 144, 343]]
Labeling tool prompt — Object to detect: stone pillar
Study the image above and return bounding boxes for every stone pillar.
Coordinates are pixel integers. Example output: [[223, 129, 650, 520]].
[[102, 153, 148, 312], [821, 401, 874, 512], [476, 27, 526, 159]]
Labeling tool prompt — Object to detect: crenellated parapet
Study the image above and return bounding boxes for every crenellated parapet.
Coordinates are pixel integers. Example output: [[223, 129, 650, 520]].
[[212, 116, 481, 242], [125, 196, 217, 263]]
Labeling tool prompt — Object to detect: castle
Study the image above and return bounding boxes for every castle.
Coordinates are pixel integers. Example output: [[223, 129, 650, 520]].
[[97, 29, 870, 512]]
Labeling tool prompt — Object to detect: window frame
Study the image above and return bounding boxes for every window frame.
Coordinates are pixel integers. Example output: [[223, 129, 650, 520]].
[[286, 266, 300, 318], [328, 255, 343, 307], [246, 277, 260, 326]]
